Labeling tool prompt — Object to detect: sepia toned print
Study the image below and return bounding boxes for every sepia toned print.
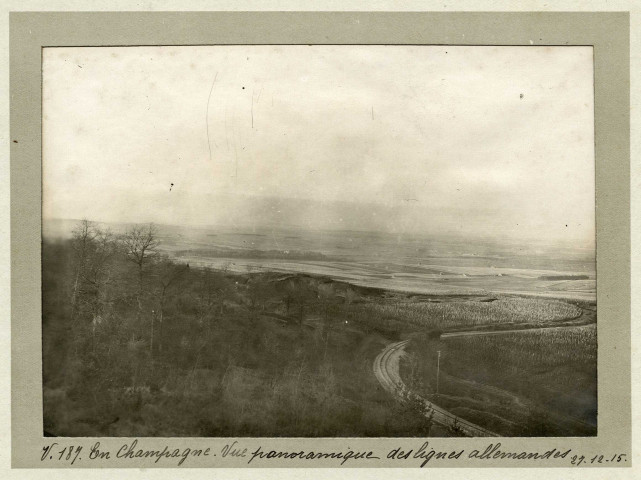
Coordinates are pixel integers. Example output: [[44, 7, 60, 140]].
[[41, 45, 595, 438]]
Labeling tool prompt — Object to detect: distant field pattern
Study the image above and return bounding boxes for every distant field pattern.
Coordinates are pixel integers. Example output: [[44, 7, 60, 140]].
[[346, 297, 582, 331]]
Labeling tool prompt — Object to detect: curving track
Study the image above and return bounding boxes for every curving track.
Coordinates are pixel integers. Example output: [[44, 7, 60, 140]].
[[374, 339, 498, 437]]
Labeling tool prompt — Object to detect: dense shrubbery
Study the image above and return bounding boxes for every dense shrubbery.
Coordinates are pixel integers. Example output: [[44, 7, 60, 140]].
[[43, 220, 434, 437]]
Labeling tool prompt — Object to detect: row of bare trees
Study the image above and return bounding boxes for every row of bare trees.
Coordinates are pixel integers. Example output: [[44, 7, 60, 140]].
[[69, 220, 191, 360], [68, 219, 336, 367]]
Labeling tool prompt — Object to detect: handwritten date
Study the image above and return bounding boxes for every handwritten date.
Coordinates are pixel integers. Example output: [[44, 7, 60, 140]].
[[571, 453, 627, 466]]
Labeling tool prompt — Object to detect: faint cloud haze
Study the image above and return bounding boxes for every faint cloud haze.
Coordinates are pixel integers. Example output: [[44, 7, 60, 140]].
[[43, 45, 595, 247]]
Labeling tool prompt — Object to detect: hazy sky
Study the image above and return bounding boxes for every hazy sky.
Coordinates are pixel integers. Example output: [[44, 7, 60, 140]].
[[43, 45, 594, 246]]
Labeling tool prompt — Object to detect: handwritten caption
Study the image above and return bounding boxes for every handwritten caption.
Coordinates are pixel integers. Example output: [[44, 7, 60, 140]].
[[40, 440, 628, 467]]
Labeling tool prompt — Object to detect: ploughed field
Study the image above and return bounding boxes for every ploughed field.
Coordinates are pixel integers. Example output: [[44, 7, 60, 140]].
[[400, 307, 596, 436]]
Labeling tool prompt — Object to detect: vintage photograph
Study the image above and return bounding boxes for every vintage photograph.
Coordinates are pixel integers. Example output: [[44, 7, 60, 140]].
[[41, 45, 596, 438]]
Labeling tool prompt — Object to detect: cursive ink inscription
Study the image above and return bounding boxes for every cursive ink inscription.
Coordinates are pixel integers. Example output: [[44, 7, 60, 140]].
[[38, 440, 629, 468], [221, 441, 247, 458], [248, 446, 380, 465]]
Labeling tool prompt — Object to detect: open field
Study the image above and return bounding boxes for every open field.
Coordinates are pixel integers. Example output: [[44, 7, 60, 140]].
[[172, 256, 596, 301], [402, 324, 597, 436], [44, 219, 596, 302], [159, 225, 597, 301], [343, 296, 582, 333]]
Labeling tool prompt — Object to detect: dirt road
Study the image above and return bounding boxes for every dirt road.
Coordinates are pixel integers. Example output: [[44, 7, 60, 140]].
[[373, 339, 498, 437], [441, 322, 593, 339], [374, 321, 595, 437]]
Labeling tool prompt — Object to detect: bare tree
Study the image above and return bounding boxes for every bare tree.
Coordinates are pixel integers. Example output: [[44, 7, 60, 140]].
[[122, 223, 160, 312], [69, 220, 119, 356], [83, 228, 117, 353], [70, 219, 98, 322]]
